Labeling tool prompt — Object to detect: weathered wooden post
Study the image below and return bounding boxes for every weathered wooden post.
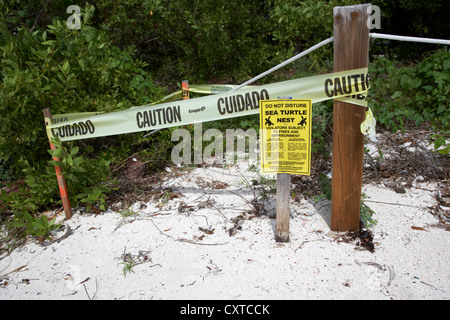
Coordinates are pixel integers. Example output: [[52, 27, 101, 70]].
[[43, 108, 72, 220], [330, 4, 370, 231], [276, 173, 290, 242]]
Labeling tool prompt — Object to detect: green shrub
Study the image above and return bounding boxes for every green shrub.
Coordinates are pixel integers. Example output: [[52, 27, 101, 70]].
[[48, 137, 117, 211], [9, 212, 61, 240], [94, 0, 276, 84], [369, 50, 449, 153], [1, 135, 117, 239], [0, 3, 164, 177], [370, 50, 449, 129], [1, 136, 117, 212]]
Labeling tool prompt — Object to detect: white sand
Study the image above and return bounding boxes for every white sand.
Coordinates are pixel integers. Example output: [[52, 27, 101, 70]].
[[1, 161, 448, 300]]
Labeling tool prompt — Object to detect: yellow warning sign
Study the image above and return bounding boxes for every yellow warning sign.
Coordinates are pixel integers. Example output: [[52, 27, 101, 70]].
[[259, 99, 312, 175]]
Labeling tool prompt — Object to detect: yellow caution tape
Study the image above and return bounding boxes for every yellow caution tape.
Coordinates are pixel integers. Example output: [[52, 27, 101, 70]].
[[360, 107, 377, 142], [47, 68, 369, 142]]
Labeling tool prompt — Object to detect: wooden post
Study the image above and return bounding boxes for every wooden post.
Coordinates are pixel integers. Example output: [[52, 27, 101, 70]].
[[43, 109, 72, 220], [182, 80, 189, 100], [276, 173, 290, 242], [330, 4, 370, 231]]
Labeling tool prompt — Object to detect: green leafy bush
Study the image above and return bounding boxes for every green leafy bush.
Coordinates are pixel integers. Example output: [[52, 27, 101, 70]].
[[369, 50, 449, 149], [46, 137, 117, 211], [94, 0, 276, 83], [0, 4, 164, 177], [1, 136, 116, 238], [10, 212, 61, 240]]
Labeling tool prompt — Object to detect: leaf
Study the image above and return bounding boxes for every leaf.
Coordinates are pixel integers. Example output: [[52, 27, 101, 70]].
[[50, 149, 62, 159], [42, 40, 56, 46], [444, 59, 450, 70], [411, 226, 427, 231], [31, 220, 44, 230], [67, 155, 74, 166], [411, 78, 422, 88], [78, 59, 85, 72], [49, 160, 62, 167], [10, 221, 26, 228], [434, 136, 446, 149], [72, 166, 87, 173], [76, 193, 87, 199], [400, 76, 410, 90], [24, 212, 34, 223], [73, 156, 84, 166], [391, 91, 403, 99], [435, 148, 449, 155], [35, 229, 47, 237], [48, 218, 57, 227], [61, 61, 70, 75], [40, 215, 49, 228], [400, 75, 421, 90], [70, 146, 79, 156], [436, 105, 446, 115]]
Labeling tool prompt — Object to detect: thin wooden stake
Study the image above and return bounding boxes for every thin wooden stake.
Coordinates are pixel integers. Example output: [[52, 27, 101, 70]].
[[276, 173, 290, 242], [182, 80, 189, 100], [43, 108, 72, 220], [330, 4, 370, 231]]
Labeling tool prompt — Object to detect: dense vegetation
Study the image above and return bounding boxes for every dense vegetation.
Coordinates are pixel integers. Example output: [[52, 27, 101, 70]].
[[0, 0, 448, 239]]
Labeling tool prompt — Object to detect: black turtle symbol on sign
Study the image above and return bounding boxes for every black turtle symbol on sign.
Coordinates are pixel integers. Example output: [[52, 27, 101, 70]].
[[297, 116, 307, 126], [265, 116, 274, 127]]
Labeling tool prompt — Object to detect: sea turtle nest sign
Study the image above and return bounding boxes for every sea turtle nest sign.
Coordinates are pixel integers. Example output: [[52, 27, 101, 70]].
[[259, 99, 312, 175]]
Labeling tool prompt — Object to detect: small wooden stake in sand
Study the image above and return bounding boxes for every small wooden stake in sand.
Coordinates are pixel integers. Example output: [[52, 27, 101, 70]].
[[276, 173, 290, 242], [182, 80, 189, 100], [43, 108, 72, 220]]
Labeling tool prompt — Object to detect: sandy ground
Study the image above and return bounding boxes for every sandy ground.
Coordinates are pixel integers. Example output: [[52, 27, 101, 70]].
[[0, 155, 448, 300]]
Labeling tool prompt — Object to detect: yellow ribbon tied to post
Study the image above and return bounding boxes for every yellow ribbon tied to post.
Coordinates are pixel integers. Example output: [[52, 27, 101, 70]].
[[360, 107, 377, 142]]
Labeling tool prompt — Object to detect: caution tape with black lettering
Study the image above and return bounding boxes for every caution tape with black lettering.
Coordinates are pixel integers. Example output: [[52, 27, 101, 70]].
[[47, 68, 370, 142]]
